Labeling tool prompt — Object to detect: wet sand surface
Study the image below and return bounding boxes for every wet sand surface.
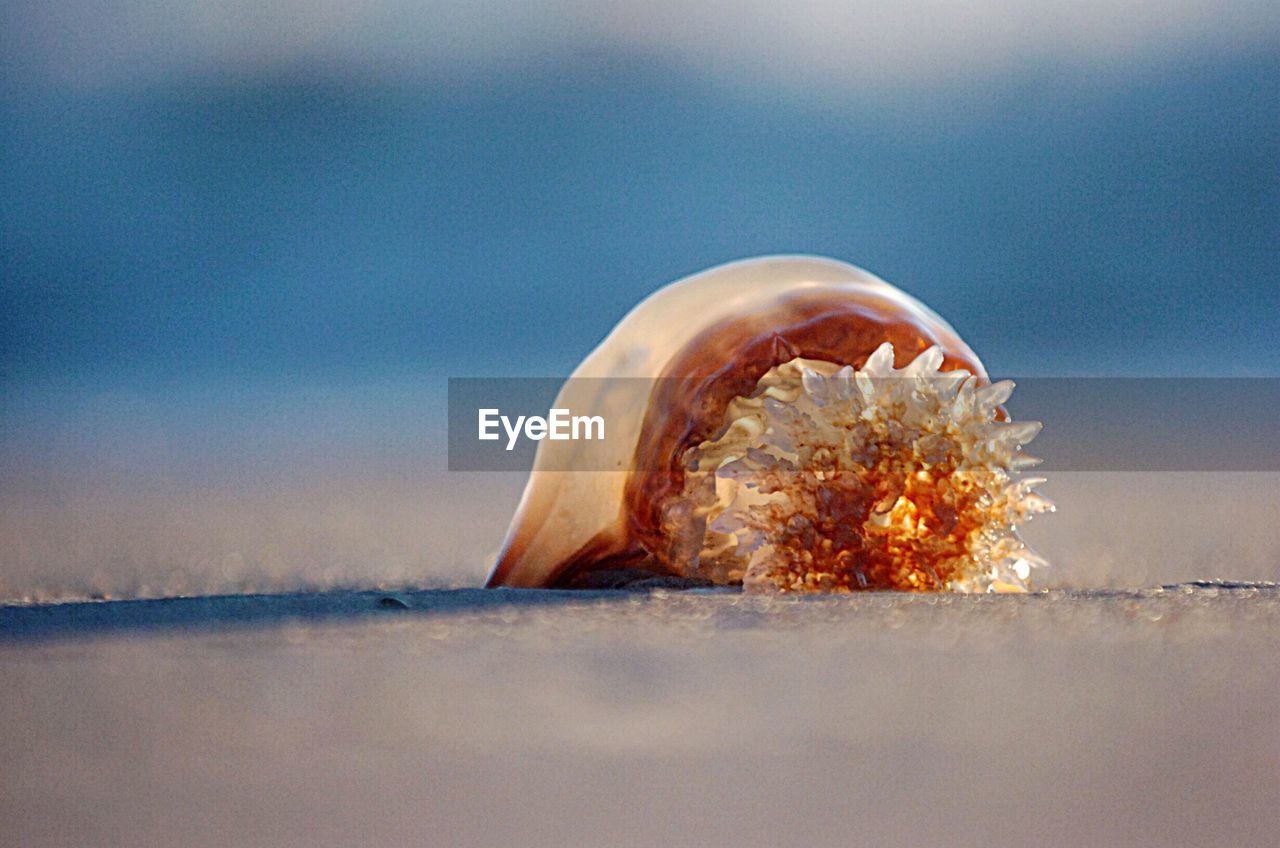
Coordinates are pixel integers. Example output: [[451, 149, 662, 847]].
[[2, 585, 1278, 847]]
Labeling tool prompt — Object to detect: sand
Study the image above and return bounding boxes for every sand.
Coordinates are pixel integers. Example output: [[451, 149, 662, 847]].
[[2, 584, 1278, 847]]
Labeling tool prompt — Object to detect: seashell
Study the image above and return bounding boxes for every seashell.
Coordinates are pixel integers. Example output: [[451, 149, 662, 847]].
[[485, 256, 1051, 593]]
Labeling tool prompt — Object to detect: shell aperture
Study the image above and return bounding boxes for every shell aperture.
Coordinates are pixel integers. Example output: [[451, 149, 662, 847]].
[[485, 256, 1051, 592]]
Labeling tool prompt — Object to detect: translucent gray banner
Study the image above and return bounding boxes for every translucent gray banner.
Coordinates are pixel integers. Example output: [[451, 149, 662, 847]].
[[447, 377, 1280, 472]]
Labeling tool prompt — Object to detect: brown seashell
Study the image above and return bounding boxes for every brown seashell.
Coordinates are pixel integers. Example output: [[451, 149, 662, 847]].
[[486, 256, 1050, 592]]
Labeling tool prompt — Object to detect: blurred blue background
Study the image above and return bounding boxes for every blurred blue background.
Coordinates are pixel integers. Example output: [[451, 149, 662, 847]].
[[2, 2, 1278, 597], [4, 2, 1279, 383]]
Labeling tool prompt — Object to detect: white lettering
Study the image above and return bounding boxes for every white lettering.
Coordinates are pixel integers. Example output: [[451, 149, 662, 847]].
[[478, 408, 499, 440], [549, 408, 570, 440], [573, 414, 605, 440], [502, 414, 525, 451], [479, 408, 604, 450]]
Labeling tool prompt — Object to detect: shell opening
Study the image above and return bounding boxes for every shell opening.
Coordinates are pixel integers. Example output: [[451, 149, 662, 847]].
[[662, 343, 1054, 593]]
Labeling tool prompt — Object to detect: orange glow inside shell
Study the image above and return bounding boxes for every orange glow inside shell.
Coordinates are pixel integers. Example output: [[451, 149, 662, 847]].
[[485, 259, 1051, 593]]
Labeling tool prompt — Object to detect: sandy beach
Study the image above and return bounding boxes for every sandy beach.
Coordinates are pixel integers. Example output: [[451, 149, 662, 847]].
[[3, 584, 1277, 847], [2, 427, 1277, 848]]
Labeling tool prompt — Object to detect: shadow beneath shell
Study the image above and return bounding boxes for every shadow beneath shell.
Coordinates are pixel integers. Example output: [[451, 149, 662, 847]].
[[2, 580, 1274, 644], [0, 582, 733, 643]]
